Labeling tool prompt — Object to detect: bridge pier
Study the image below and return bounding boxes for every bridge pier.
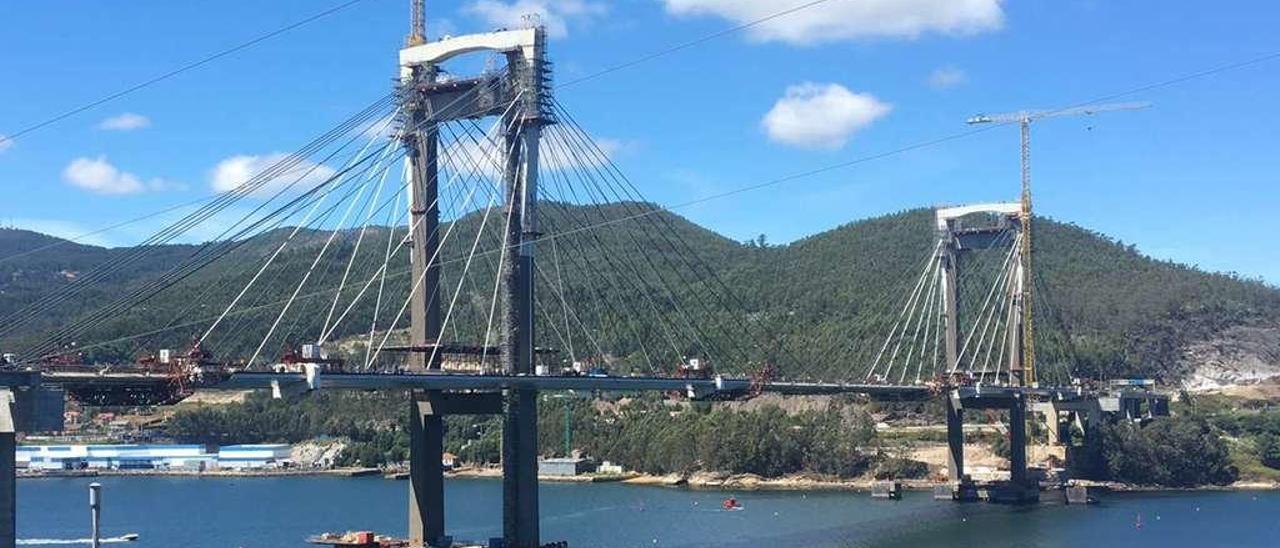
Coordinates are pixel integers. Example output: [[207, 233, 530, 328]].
[[0, 390, 13, 548], [945, 393, 966, 485], [1008, 398, 1027, 487], [945, 388, 1038, 504], [408, 392, 503, 547], [408, 394, 446, 547], [502, 388, 539, 548]]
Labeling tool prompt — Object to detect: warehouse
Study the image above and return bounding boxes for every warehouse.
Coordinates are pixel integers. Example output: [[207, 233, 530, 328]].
[[216, 444, 293, 469], [17, 444, 291, 471]]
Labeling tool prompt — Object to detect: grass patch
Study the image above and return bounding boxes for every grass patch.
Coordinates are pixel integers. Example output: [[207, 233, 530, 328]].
[[1228, 437, 1280, 482]]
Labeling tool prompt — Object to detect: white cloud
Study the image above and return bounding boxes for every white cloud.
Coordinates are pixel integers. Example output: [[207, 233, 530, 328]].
[[209, 153, 338, 196], [98, 112, 151, 131], [62, 155, 173, 195], [662, 0, 1005, 45], [928, 66, 967, 89], [0, 134, 13, 154], [464, 0, 606, 38], [761, 83, 891, 150]]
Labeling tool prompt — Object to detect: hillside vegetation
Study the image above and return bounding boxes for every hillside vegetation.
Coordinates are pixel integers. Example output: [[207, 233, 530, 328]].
[[2, 203, 1277, 382]]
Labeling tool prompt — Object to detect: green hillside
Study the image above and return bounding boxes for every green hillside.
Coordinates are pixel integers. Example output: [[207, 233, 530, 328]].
[[1, 203, 1277, 382]]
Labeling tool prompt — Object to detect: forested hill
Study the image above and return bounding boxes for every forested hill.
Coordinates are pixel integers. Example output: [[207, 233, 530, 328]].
[[1, 203, 1277, 382]]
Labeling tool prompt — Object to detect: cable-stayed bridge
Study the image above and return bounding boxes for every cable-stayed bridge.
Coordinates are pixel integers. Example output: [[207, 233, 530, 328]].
[[0, 18, 1166, 548]]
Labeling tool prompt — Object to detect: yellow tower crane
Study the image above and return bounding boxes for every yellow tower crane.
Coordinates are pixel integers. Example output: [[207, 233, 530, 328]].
[[966, 101, 1149, 386], [406, 0, 426, 46]]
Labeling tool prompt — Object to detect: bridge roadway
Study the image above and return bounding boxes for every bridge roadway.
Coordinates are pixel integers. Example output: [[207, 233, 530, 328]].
[[1, 367, 1127, 403], [220, 371, 935, 399], [218, 371, 1136, 403]]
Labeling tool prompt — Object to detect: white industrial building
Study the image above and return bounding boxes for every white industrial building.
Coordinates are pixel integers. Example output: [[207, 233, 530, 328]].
[[216, 444, 293, 469], [17, 444, 291, 471]]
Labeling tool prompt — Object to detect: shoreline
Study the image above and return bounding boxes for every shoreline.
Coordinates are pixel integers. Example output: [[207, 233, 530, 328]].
[[21, 465, 1278, 493]]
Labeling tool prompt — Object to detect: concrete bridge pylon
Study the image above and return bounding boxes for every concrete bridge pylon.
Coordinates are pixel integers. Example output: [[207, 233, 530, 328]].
[[398, 24, 552, 548]]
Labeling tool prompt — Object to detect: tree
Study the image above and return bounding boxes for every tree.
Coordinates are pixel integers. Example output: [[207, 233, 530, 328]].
[[1099, 416, 1237, 487], [1257, 433, 1280, 470]]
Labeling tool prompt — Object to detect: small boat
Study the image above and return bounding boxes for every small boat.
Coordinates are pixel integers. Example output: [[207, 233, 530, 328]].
[[722, 497, 743, 511], [121, 533, 140, 542]]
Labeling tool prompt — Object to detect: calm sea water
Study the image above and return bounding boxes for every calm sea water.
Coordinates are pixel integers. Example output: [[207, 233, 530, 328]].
[[17, 477, 1280, 547]]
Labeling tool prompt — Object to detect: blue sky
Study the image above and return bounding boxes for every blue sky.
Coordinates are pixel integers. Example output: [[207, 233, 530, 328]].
[[0, 1, 1277, 284]]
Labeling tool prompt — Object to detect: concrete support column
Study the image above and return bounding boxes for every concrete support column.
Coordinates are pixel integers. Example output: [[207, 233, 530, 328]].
[[0, 390, 15, 548], [1054, 413, 1070, 446], [404, 78, 443, 373], [1009, 399, 1028, 486], [499, 110, 541, 548], [940, 245, 959, 371], [408, 396, 445, 547], [503, 389, 539, 547], [1033, 403, 1064, 446], [945, 394, 965, 483]]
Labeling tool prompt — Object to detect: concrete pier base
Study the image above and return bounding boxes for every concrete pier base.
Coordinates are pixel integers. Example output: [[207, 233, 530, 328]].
[[1065, 485, 1095, 505], [980, 481, 1040, 504], [871, 481, 902, 500], [935, 481, 979, 502]]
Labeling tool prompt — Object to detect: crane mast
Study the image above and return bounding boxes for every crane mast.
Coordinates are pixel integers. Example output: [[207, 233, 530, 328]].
[[406, 0, 426, 46], [1019, 117, 1035, 385], [967, 101, 1149, 386]]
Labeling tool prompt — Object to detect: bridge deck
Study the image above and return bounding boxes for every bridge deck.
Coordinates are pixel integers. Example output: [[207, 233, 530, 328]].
[[218, 372, 937, 400], [1, 368, 1163, 404]]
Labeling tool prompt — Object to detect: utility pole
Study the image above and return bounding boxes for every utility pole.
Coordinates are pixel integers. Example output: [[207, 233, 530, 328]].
[[89, 483, 101, 548], [966, 101, 1149, 386]]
